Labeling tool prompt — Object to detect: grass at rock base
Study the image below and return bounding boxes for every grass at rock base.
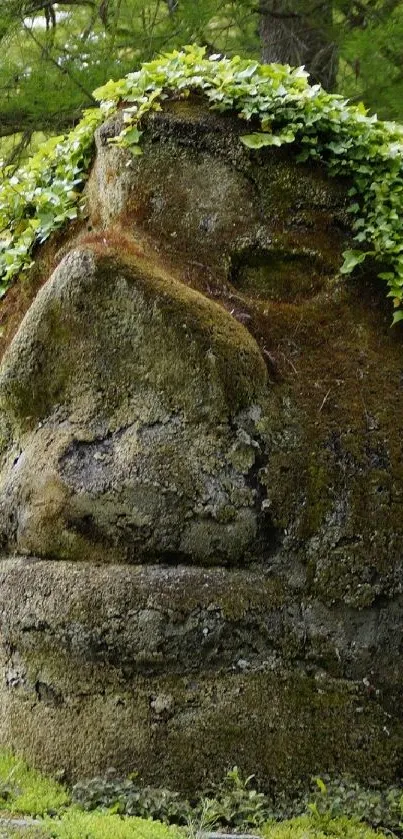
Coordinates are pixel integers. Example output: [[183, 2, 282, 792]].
[[263, 814, 394, 837], [0, 751, 397, 839]]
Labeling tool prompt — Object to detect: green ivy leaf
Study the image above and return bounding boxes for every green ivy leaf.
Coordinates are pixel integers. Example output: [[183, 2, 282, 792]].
[[241, 133, 282, 149], [340, 250, 369, 274], [128, 145, 143, 157]]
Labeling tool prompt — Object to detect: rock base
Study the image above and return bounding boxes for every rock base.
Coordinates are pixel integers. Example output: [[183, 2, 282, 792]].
[[0, 557, 401, 790]]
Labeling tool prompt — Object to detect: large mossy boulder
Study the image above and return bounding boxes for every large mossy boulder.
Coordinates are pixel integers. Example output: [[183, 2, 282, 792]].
[[0, 244, 267, 565], [0, 102, 402, 791]]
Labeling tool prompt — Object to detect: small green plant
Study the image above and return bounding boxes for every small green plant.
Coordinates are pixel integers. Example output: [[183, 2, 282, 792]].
[[186, 799, 219, 839], [1, 45, 403, 323], [196, 765, 269, 828], [303, 775, 403, 835], [72, 776, 192, 824], [73, 766, 269, 829]]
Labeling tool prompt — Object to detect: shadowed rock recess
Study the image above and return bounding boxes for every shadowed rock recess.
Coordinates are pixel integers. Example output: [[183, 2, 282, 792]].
[[0, 102, 402, 791]]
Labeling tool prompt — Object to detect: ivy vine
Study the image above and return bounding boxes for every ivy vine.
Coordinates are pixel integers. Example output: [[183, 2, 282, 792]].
[[1, 44, 403, 323], [0, 107, 103, 295]]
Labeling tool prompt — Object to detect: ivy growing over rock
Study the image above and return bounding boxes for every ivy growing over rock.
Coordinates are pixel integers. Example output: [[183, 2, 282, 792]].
[[1, 44, 403, 322], [0, 107, 103, 293]]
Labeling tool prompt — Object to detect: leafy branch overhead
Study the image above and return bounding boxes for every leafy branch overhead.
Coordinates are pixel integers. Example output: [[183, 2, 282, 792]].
[[1, 44, 403, 322]]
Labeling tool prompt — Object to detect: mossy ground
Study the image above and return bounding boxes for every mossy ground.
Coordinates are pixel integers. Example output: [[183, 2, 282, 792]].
[[0, 751, 183, 837], [0, 812, 184, 838], [263, 816, 392, 837], [0, 751, 397, 839], [0, 817, 394, 839], [0, 752, 69, 815]]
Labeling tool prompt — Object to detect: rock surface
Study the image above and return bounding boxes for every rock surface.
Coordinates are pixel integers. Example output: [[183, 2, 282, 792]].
[[0, 245, 266, 565], [0, 102, 402, 791]]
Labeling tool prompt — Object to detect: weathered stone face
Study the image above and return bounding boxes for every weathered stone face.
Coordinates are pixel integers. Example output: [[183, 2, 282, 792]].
[[88, 105, 350, 299], [0, 103, 402, 791]]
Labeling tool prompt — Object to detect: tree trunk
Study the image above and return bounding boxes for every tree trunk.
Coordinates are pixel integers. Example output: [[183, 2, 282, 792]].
[[259, 0, 338, 90]]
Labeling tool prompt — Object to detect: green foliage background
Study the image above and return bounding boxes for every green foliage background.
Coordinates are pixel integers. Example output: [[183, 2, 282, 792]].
[[0, 0, 402, 161], [2, 45, 403, 322], [0, 3, 403, 322]]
